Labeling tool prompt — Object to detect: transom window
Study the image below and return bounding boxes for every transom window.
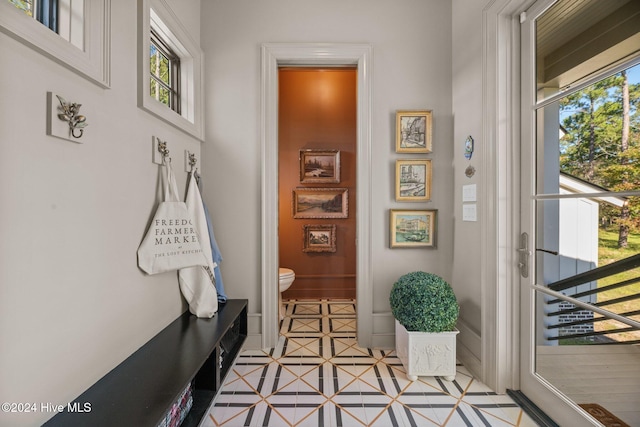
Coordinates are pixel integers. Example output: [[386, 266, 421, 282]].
[[1, 0, 110, 87], [8, 0, 84, 50], [150, 30, 180, 113], [138, 0, 204, 140]]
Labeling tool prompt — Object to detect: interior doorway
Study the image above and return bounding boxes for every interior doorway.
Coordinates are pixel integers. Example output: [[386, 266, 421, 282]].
[[260, 43, 373, 350], [278, 67, 357, 302]]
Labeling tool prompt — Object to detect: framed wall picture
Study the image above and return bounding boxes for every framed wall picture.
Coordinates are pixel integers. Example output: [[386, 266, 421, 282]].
[[389, 209, 437, 248], [395, 159, 432, 202], [303, 224, 337, 253], [293, 188, 348, 219], [396, 110, 433, 153], [300, 149, 340, 183]]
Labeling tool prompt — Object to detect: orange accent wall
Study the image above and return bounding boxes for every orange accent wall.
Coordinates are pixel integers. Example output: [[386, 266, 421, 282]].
[[278, 68, 357, 300]]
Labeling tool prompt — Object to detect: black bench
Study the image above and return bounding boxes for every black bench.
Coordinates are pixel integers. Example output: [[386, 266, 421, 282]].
[[43, 299, 248, 427]]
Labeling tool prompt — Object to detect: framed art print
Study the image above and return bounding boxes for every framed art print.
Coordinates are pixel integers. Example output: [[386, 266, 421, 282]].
[[395, 159, 432, 202], [389, 209, 437, 248], [303, 224, 337, 253], [300, 149, 340, 184], [293, 188, 348, 219], [396, 110, 433, 153]]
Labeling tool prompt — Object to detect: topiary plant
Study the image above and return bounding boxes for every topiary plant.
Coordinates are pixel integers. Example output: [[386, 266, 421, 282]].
[[390, 271, 459, 332]]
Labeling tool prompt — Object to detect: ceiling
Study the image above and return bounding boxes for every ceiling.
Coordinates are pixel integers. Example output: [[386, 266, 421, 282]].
[[536, 0, 640, 89]]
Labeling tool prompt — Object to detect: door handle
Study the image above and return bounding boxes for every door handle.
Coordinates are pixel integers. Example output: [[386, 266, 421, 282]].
[[518, 233, 530, 278], [536, 248, 558, 256]]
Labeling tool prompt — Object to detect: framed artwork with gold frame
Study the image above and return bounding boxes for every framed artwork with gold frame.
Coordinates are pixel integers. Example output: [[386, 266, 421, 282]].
[[390, 209, 437, 248], [395, 159, 432, 202], [395, 110, 433, 153], [292, 188, 348, 219], [300, 149, 340, 183], [303, 224, 337, 253]]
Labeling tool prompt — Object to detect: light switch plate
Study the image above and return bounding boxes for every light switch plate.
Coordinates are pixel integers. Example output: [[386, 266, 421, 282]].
[[463, 204, 477, 222], [462, 184, 477, 202]]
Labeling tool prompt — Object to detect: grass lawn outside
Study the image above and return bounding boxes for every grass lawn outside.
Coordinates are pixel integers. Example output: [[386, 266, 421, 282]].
[[595, 227, 640, 342]]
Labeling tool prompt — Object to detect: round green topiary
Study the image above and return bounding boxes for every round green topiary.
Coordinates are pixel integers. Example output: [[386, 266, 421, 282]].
[[390, 271, 459, 332]]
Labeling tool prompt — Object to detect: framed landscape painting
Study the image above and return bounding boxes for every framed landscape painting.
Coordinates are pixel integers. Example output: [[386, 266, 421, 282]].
[[396, 110, 433, 153], [396, 159, 432, 202], [389, 209, 437, 248], [300, 149, 340, 183], [303, 224, 337, 253], [293, 188, 348, 219]]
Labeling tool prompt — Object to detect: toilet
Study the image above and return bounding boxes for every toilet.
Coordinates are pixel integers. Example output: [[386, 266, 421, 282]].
[[278, 268, 295, 319]]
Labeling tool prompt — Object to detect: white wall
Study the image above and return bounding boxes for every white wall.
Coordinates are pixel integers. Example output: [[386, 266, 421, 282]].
[[200, 0, 454, 347], [0, 1, 201, 425], [452, 0, 490, 372]]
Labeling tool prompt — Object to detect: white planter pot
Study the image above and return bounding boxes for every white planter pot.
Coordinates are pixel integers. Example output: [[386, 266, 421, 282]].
[[395, 320, 459, 381]]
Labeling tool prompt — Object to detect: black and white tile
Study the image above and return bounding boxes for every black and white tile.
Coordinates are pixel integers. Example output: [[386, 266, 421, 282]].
[[201, 299, 538, 427]]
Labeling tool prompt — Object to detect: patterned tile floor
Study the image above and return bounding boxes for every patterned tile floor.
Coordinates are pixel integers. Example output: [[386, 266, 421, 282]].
[[201, 299, 539, 427]]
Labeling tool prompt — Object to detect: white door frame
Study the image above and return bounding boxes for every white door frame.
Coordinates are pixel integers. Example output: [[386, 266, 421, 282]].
[[481, 0, 528, 393], [260, 43, 373, 349]]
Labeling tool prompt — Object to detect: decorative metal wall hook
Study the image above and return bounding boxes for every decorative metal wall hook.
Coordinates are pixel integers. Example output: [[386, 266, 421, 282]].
[[157, 140, 170, 163], [56, 95, 87, 139], [188, 152, 197, 171]]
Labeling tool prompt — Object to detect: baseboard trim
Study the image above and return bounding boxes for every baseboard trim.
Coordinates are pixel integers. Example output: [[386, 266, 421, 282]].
[[456, 338, 482, 380], [371, 334, 394, 349], [455, 318, 482, 381], [507, 390, 559, 427]]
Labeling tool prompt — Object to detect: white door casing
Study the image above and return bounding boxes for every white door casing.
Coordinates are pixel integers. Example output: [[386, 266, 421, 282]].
[[481, 0, 528, 393], [260, 43, 372, 349]]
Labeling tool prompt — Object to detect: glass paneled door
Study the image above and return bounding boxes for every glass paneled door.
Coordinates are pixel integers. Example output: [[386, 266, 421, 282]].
[[520, 1, 640, 426]]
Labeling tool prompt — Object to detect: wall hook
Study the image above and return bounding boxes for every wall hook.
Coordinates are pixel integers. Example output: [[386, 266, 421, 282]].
[[157, 140, 170, 163], [188, 152, 197, 171], [56, 95, 87, 139]]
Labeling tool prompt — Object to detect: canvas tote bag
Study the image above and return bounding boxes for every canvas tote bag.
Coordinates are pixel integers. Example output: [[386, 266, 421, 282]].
[[178, 171, 219, 318], [137, 161, 208, 275]]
